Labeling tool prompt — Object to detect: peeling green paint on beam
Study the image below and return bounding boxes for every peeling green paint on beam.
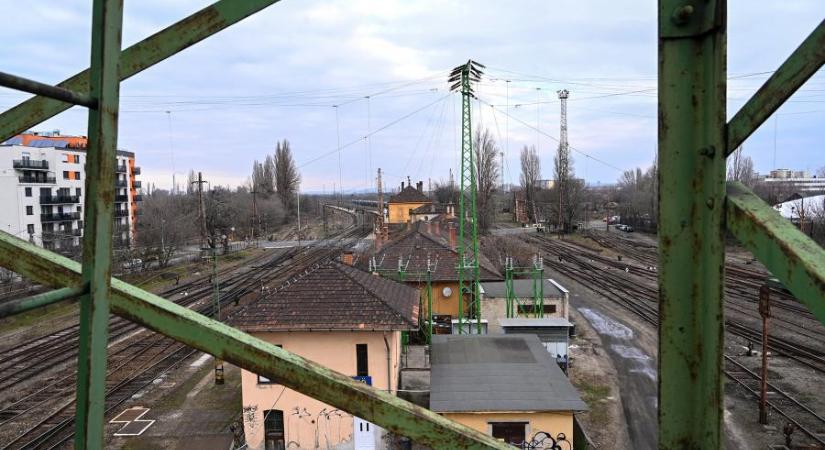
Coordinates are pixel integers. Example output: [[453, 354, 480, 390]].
[[0, 232, 509, 450], [726, 19, 825, 155], [0, 0, 282, 143], [0, 285, 86, 318], [726, 182, 825, 326]]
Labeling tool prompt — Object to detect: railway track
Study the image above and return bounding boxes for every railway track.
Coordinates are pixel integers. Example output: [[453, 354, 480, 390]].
[[517, 231, 825, 445], [0, 221, 367, 449]]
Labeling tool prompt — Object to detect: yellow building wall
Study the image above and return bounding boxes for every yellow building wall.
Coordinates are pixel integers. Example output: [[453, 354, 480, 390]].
[[241, 330, 402, 450], [387, 201, 429, 223], [417, 280, 470, 318], [442, 411, 575, 447]]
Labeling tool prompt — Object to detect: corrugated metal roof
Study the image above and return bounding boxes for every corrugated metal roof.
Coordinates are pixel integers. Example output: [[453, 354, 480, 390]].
[[499, 318, 573, 328], [429, 334, 587, 413]]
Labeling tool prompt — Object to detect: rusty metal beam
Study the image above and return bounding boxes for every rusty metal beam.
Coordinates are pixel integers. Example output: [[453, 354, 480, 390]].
[[0, 0, 281, 143], [0, 231, 509, 450], [0, 285, 87, 318], [658, 0, 727, 447], [726, 182, 825, 326], [0, 71, 96, 108], [727, 19, 825, 154]]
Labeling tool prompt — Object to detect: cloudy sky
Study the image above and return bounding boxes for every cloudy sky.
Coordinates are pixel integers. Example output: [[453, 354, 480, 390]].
[[1, 1, 823, 193]]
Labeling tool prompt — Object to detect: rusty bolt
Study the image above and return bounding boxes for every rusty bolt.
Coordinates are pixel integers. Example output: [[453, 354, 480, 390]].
[[671, 4, 694, 25], [699, 146, 716, 157]]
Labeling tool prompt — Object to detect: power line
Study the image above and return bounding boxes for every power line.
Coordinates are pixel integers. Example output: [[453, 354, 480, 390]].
[[477, 96, 624, 173]]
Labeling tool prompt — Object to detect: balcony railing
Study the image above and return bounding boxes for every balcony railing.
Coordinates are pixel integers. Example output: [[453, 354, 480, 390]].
[[132, 180, 142, 188], [133, 194, 143, 202], [115, 195, 129, 203], [13, 159, 49, 170], [19, 175, 56, 184], [115, 179, 128, 187], [116, 164, 127, 173], [114, 209, 129, 217], [40, 195, 80, 204], [132, 167, 141, 175], [40, 212, 80, 222], [72, 229, 83, 237]]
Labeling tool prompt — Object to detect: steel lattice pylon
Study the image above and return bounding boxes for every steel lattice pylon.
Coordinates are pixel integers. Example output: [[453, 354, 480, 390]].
[[449, 60, 484, 334]]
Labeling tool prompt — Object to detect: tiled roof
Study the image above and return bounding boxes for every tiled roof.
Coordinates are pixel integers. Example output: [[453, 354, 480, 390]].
[[231, 261, 419, 332], [366, 226, 502, 282], [388, 185, 431, 204], [410, 203, 448, 214]]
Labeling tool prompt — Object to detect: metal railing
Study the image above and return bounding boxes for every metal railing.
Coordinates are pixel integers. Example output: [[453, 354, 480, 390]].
[[115, 164, 127, 173], [40, 212, 81, 222], [19, 175, 56, 184], [114, 194, 129, 203], [13, 159, 48, 170], [40, 195, 80, 204], [114, 209, 129, 217], [115, 179, 128, 187], [132, 180, 141, 188], [132, 166, 141, 175]]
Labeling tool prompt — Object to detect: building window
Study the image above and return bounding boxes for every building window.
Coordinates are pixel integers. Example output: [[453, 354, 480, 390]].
[[26, 206, 33, 216], [263, 410, 285, 450], [26, 224, 34, 235], [490, 422, 527, 446], [63, 171, 70, 180], [356, 343, 368, 377], [76, 187, 81, 197], [74, 171, 81, 180], [24, 187, 32, 197], [517, 304, 557, 315], [73, 155, 80, 163]]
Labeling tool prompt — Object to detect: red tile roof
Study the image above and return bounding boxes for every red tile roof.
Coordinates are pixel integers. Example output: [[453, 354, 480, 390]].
[[388, 185, 431, 204], [231, 261, 419, 332]]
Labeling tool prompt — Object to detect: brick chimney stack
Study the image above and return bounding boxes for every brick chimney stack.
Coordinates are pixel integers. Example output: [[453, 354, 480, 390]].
[[448, 223, 457, 250]]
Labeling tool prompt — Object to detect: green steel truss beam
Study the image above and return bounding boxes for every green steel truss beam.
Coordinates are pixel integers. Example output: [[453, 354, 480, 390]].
[[74, 0, 123, 447], [0, 232, 507, 450], [726, 19, 825, 155], [658, 0, 726, 447], [726, 182, 825, 325], [0, 0, 281, 143]]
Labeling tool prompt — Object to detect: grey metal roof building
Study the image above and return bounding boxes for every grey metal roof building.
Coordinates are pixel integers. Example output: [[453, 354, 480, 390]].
[[480, 279, 568, 299], [429, 334, 587, 413]]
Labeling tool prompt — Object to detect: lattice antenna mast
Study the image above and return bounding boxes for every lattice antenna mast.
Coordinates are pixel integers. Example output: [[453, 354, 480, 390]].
[[449, 60, 484, 334], [376, 167, 384, 220], [557, 89, 570, 233]]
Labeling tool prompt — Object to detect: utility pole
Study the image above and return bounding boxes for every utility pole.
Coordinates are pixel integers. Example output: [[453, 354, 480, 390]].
[[212, 244, 224, 384], [500, 151, 505, 191], [296, 188, 301, 247], [557, 89, 570, 236], [250, 188, 258, 242], [449, 60, 484, 334], [758, 284, 771, 424], [191, 172, 210, 249]]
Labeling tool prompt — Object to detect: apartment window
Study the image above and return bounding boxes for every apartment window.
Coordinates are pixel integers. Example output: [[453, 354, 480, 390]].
[[263, 410, 285, 450], [356, 344, 369, 377], [258, 345, 282, 384], [24, 187, 32, 197], [74, 171, 81, 180], [26, 224, 34, 235], [76, 187, 81, 197], [490, 422, 527, 446], [26, 206, 33, 216], [40, 188, 51, 197], [63, 171, 70, 180], [73, 155, 80, 163]]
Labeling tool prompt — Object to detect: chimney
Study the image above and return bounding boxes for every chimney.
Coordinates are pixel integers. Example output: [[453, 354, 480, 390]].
[[401, 181, 405, 190], [417, 181, 423, 192], [448, 224, 457, 250], [341, 251, 354, 266]]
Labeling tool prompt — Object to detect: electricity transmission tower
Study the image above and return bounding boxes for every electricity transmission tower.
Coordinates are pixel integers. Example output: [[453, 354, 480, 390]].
[[557, 89, 570, 234], [449, 60, 484, 334]]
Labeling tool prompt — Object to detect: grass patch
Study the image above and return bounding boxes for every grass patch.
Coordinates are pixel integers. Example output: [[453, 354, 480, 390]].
[[572, 376, 612, 427]]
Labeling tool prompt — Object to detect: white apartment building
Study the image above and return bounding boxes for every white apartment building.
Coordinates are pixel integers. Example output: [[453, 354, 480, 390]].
[[0, 131, 141, 255], [761, 168, 825, 195]]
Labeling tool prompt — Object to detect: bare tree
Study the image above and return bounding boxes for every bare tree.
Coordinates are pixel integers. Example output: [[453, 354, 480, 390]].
[[432, 180, 458, 205], [274, 140, 300, 216], [520, 145, 540, 221], [136, 191, 199, 268], [615, 162, 658, 231], [252, 157, 275, 198], [474, 128, 499, 232], [727, 146, 756, 188]]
